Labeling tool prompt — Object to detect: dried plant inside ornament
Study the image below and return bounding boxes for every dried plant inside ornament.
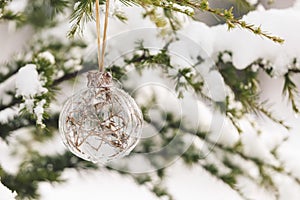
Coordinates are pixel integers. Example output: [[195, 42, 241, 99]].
[[59, 71, 143, 163]]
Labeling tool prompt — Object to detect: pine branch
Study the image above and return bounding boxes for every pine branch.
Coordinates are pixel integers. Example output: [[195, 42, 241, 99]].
[[68, 0, 96, 38], [146, 112, 294, 200], [105, 166, 174, 200], [0, 0, 24, 21], [49, 0, 70, 14], [185, 0, 284, 44], [216, 53, 290, 130], [136, 85, 295, 195], [0, 62, 95, 140], [202, 163, 253, 200], [0, 151, 97, 199], [252, 101, 290, 130], [174, 119, 299, 196], [66, 0, 283, 43], [132, 0, 284, 43], [254, 58, 300, 114], [283, 73, 300, 113], [0, 9, 25, 21]]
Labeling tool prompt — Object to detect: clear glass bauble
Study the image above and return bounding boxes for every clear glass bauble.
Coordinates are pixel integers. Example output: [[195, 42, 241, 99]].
[[59, 71, 143, 163]]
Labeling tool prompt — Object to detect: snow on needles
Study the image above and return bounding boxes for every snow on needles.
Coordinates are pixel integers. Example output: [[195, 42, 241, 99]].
[[180, 6, 300, 76], [38, 51, 56, 65], [15, 64, 48, 127], [34, 99, 47, 128], [212, 8, 300, 75], [15, 64, 48, 98]]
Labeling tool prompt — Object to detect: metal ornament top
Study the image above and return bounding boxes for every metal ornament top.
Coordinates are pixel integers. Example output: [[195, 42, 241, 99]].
[[87, 71, 113, 88]]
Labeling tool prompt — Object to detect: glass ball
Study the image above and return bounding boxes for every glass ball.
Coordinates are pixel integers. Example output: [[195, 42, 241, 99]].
[[59, 71, 143, 163]]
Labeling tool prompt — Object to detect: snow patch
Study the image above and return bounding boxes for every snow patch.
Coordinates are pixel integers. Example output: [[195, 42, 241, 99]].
[[178, 7, 300, 76], [0, 106, 19, 124], [212, 8, 300, 74], [0, 75, 16, 105], [34, 99, 46, 128], [240, 121, 278, 165], [15, 64, 48, 127], [208, 113, 240, 147], [15, 64, 48, 98], [245, 0, 258, 6], [221, 52, 232, 63], [38, 51, 55, 65], [0, 182, 17, 200]]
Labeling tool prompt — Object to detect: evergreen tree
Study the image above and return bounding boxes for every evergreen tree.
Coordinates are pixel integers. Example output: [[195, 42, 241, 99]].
[[0, 0, 300, 199]]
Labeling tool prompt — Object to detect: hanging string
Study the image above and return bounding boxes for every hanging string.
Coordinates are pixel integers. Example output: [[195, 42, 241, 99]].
[[95, 0, 110, 72], [100, 0, 110, 69], [95, 0, 102, 71]]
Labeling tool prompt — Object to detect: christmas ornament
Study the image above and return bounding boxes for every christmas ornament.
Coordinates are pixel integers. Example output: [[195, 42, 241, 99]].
[[59, 71, 143, 163], [59, 0, 143, 163]]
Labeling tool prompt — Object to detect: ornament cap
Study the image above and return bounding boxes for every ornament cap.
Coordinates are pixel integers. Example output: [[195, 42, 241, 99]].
[[87, 71, 112, 88]]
